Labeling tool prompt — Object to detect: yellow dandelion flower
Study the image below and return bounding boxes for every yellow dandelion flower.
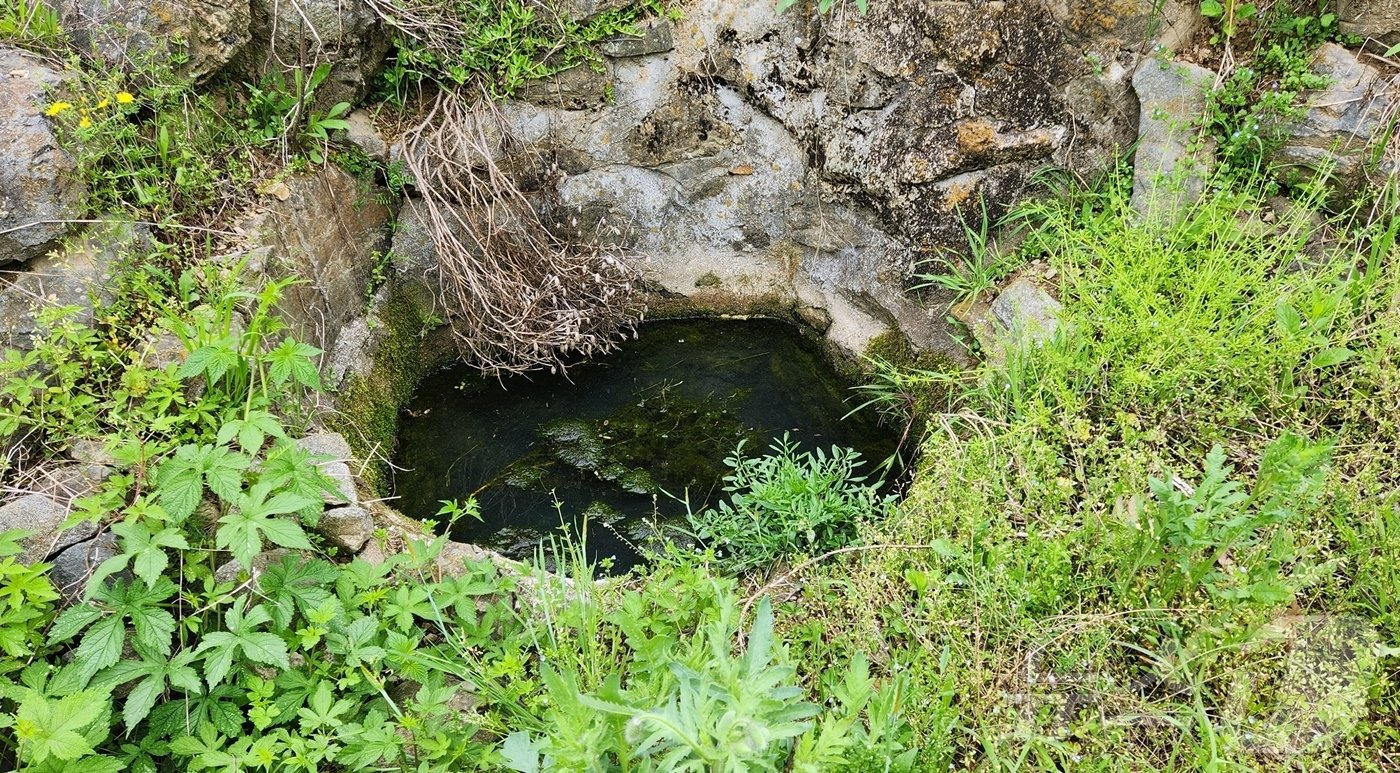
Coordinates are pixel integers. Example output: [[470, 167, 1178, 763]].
[[44, 101, 72, 116], [115, 91, 135, 104], [79, 115, 91, 128], [96, 98, 110, 109]]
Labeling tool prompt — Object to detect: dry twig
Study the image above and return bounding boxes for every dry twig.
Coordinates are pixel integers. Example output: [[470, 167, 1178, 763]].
[[397, 90, 642, 374]]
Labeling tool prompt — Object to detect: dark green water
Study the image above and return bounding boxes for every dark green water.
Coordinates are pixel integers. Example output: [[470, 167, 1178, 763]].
[[392, 319, 897, 571]]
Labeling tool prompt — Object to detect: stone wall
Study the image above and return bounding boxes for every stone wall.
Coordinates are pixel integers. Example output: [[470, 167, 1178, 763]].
[[389, 0, 1200, 358]]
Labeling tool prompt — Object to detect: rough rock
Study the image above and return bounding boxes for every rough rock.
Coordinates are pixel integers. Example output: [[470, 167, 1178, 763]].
[[990, 277, 1062, 345], [366, 504, 525, 579], [316, 505, 374, 552], [295, 432, 357, 505], [27, 462, 113, 508], [214, 548, 292, 584], [1271, 44, 1396, 206], [238, 0, 390, 109], [55, 0, 251, 82], [514, 65, 611, 110], [0, 49, 85, 267], [0, 221, 142, 350], [600, 18, 675, 58], [342, 109, 389, 163], [0, 494, 97, 564], [140, 330, 187, 370], [68, 438, 117, 468], [388, 198, 446, 301], [556, 0, 630, 21], [49, 530, 120, 603], [480, 0, 1183, 358], [236, 165, 391, 351], [1339, 0, 1400, 44], [1130, 58, 1216, 224]]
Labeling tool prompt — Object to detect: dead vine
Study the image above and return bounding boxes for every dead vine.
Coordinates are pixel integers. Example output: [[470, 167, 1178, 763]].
[[397, 91, 641, 374], [367, 0, 643, 374]]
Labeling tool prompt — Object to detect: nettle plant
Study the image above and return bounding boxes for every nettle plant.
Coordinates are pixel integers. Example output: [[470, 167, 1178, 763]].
[[0, 260, 537, 770]]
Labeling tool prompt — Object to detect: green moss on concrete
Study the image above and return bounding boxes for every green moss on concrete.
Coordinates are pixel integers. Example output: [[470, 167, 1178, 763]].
[[644, 290, 797, 321], [694, 272, 722, 288], [863, 330, 916, 368], [327, 284, 452, 495]]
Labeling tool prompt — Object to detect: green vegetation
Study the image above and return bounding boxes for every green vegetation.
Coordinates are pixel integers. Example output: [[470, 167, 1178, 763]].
[[4, 0, 1400, 769], [688, 438, 892, 574], [913, 199, 1019, 304], [0, 0, 63, 53], [373, 0, 668, 100], [779, 170, 1400, 767], [1202, 1, 1351, 173]]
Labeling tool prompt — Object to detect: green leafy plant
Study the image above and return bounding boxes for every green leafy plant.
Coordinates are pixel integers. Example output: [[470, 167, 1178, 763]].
[[912, 199, 1020, 304], [375, 0, 668, 101], [688, 437, 891, 574], [0, 0, 63, 51], [1118, 433, 1332, 608], [1199, 0, 1258, 40], [1203, 1, 1342, 173]]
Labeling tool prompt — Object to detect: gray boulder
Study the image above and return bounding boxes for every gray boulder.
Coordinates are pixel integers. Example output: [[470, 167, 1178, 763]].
[[0, 494, 98, 564], [1271, 44, 1395, 206], [55, 0, 251, 82], [341, 109, 389, 163], [485, 0, 1190, 360], [1130, 58, 1217, 225], [239, 0, 389, 109], [600, 18, 674, 58], [214, 548, 293, 584], [0, 220, 138, 350], [295, 432, 358, 505], [48, 531, 120, 603], [236, 165, 391, 351], [1339, 0, 1400, 45], [316, 505, 374, 552], [990, 277, 1062, 345], [515, 65, 611, 110], [27, 462, 113, 508], [0, 49, 84, 267], [555, 0, 630, 21]]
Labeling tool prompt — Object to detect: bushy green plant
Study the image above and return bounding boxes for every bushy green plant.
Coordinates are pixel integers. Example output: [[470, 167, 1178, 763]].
[[1118, 433, 1332, 609], [0, 0, 64, 52], [375, 0, 668, 101], [244, 63, 353, 164], [688, 437, 891, 574], [1203, 1, 1343, 173], [975, 169, 1358, 438]]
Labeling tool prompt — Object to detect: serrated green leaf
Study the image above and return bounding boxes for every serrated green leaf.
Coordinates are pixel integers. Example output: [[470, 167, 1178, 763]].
[[123, 674, 164, 732], [257, 516, 312, 551], [1310, 347, 1355, 369], [73, 616, 124, 687], [238, 632, 289, 669], [48, 605, 101, 644]]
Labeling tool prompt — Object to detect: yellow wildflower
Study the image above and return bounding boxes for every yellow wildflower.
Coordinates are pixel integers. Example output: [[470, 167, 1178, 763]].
[[44, 101, 72, 116], [79, 115, 91, 128], [96, 98, 110, 109], [115, 91, 135, 104]]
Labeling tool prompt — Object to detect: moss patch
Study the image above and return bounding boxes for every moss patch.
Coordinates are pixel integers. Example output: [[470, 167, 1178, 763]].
[[327, 283, 453, 495]]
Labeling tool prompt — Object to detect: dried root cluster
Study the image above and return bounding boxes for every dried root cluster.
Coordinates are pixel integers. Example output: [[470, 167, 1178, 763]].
[[367, 1, 644, 375]]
